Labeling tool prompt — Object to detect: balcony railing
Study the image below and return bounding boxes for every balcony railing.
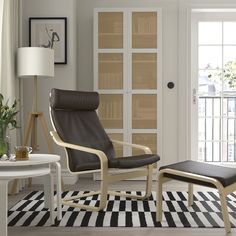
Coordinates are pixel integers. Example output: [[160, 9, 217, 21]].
[[198, 95, 236, 163]]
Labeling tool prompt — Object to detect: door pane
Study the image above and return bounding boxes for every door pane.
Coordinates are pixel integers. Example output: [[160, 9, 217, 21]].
[[98, 12, 123, 48], [198, 118, 205, 140], [199, 22, 222, 45], [206, 142, 213, 162], [227, 98, 236, 117], [213, 142, 220, 162], [107, 133, 123, 157], [228, 142, 236, 162], [222, 141, 228, 162], [213, 98, 221, 117], [198, 98, 205, 116], [132, 53, 157, 89], [132, 94, 157, 129], [98, 53, 123, 89], [132, 12, 157, 48], [199, 46, 222, 69], [198, 70, 221, 95], [206, 118, 213, 140], [205, 98, 213, 117], [132, 133, 157, 156], [222, 46, 236, 92], [213, 118, 220, 140], [222, 117, 228, 141], [198, 141, 206, 162], [223, 46, 236, 64], [228, 119, 235, 141], [98, 94, 123, 128], [224, 22, 236, 44]]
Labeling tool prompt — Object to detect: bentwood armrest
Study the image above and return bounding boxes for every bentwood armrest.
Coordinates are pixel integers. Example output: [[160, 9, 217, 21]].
[[50, 131, 108, 166], [111, 139, 152, 154]]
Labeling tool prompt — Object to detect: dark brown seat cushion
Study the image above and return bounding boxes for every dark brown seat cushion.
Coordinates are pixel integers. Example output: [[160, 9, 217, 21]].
[[109, 154, 160, 169], [75, 154, 160, 171], [160, 160, 236, 187]]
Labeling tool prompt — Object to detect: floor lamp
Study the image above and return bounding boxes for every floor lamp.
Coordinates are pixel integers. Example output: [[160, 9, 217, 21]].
[[17, 47, 54, 153]]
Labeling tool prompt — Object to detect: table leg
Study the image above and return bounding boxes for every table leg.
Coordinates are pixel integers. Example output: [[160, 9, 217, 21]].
[[54, 162, 62, 220], [0, 180, 8, 236], [43, 173, 54, 225]]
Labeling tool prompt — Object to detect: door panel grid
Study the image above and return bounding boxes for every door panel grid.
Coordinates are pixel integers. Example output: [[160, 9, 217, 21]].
[[94, 9, 162, 160], [197, 19, 236, 163]]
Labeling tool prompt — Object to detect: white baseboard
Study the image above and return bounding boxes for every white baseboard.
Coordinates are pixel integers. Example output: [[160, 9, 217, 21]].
[[32, 169, 78, 185]]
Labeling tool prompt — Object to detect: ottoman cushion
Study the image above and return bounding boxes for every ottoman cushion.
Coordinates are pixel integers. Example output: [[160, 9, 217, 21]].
[[160, 160, 236, 187]]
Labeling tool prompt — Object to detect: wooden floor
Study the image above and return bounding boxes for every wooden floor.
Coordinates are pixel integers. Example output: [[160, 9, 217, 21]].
[[8, 179, 234, 236]]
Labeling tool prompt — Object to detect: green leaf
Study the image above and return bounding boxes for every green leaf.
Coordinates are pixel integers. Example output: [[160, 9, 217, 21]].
[[0, 94, 19, 129]]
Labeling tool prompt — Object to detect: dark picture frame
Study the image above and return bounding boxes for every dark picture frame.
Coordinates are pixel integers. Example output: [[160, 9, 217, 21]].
[[29, 17, 67, 64]]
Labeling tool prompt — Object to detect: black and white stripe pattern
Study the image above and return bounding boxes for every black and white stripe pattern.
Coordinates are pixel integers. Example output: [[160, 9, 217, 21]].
[[8, 191, 236, 228]]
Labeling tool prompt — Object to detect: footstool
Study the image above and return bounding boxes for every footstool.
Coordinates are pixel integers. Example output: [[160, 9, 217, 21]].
[[156, 160, 236, 233]]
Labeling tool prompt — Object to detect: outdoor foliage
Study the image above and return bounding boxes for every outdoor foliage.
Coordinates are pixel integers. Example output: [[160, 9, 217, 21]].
[[208, 60, 236, 90], [223, 60, 236, 89]]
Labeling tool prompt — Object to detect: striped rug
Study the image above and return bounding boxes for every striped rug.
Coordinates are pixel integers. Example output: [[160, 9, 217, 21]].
[[8, 191, 236, 228]]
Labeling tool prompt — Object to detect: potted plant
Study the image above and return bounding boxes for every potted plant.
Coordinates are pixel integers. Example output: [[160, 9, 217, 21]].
[[0, 93, 18, 156]]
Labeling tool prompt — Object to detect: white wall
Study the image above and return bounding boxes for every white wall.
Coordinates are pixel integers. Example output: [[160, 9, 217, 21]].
[[21, 0, 77, 171]]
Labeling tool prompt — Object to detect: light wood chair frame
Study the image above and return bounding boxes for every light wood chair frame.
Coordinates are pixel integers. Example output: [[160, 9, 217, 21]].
[[50, 130, 155, 211], [156, 168, 236, 233]]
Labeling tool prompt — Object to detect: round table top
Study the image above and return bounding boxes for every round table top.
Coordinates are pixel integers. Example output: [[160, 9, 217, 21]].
[[0, 153, 60, 167], [0, 166, 51, 179]]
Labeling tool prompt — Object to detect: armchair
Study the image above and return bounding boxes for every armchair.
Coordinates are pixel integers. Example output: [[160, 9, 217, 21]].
[[49, 89, 160, 211]]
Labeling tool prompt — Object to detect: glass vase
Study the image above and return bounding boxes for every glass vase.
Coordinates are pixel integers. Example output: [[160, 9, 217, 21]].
[[0, 123, 8, 157]]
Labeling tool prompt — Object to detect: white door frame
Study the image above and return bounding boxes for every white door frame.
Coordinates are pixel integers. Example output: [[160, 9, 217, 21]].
[[177, 1, 236, 163]]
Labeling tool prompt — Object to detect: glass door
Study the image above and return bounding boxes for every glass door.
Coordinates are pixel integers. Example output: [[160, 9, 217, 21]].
[[192, 13, 236, 163]]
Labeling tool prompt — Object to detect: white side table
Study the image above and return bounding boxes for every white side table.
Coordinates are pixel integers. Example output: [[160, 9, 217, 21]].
[[0, 154, 62, 236]]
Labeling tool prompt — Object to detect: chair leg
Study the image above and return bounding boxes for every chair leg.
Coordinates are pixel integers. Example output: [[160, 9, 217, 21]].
[[98, 170, 109, 211], [145, 164, 153, 198], [61, 163, 109, 211], [61, 190, 108, 212], [61, 165, 153, 211], [156, 172, 163, 222], [188, 183, 193, 207], [108, 164, 154, 200], [218, 188, 231, 233]]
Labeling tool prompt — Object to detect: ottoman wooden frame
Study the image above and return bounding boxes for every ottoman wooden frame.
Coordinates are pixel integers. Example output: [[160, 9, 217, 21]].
[[156, 162, 236, 233]]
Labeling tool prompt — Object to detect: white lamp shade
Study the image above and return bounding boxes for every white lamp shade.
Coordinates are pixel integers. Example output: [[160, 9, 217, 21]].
[[17, 47, 54, 78]]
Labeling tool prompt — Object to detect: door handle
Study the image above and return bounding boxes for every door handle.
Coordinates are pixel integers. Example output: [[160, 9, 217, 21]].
[[192, 88, 197, 104]]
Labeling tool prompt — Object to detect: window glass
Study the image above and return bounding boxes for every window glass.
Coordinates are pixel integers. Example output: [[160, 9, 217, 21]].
[[199, 22, 222, 45]]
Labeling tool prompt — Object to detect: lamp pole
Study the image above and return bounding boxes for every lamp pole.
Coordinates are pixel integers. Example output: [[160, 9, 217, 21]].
[[33, 75, 38, 113]]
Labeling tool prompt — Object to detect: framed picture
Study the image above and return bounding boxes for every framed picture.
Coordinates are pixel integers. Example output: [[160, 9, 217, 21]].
[[29, 17, 67, 64]]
